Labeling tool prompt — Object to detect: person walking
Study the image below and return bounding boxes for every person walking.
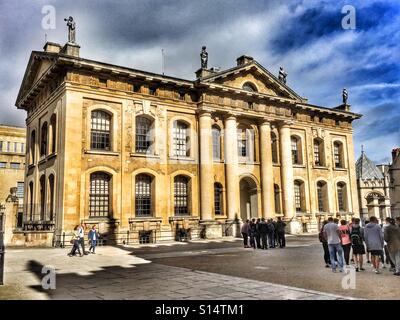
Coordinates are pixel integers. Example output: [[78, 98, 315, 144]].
[[349, 217, 356, 263], [78, 222, 88, 255], [88, 225, 99, 254], [249, 218, 257, 249], [68, 225, 83, 257], [383, 217, 396, 271], [267, 219, 275, 248], [364, 216, 384, 274], [384, 218, 400, 276], [364, 220, 371, 263], [276, 217, 286, 248], [350, 218, 366, 272], [255, 218, 262, 249], [241, 219, 250, 248], [339, 220, 352, 266], [319, 220, 331, 268], [323, 217, 345, 273], [259, 218, 269, 250]]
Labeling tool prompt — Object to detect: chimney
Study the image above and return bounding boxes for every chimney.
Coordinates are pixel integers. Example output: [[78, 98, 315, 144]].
[[236, 55, 254, 66], [43, 42, 62, 53]]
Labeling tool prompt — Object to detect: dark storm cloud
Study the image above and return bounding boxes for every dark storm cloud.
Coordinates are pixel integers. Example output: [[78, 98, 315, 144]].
[[0, 0, 399, 162]]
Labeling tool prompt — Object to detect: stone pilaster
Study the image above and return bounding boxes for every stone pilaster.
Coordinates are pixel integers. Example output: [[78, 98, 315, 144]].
[[259, 120, 274, 219]]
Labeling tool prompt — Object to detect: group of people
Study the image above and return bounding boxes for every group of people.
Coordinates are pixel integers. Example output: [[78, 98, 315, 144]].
[[241, 217, 287, 249], [319, 216, 400, 276], [68, 223, 100, 257]]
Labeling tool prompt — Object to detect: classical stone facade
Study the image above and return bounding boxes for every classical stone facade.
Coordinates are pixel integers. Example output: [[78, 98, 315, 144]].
[[389, 148, 400, 217], [356, 151, 391, 221], [0, 125, 26, 244], [14, 40, 361, 246]]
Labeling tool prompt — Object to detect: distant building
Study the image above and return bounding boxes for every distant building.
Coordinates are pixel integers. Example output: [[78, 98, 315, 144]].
[[0, 124, 26, 233], [389, 148, 400, 217], [356, 150, 391, 221]]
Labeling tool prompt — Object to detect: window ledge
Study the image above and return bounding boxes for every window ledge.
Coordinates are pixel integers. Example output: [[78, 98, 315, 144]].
[[293, 164, 306, 169], [273, 163, 281, 167], [129, 217, 162, 222], [314, 165, 329, 170], [213, 159, 224, 164], [333, 167, 347, 171], [238, 160, 259, 165], [130, 153, 160, 159], [38, 158, 47, 165], [168, 157, 195, 162], [85, 150, 120, 156], [169, 216, 199, 221]]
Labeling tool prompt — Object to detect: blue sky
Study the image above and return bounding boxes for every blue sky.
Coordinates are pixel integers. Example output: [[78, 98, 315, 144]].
[[0, 0, 398, 163]]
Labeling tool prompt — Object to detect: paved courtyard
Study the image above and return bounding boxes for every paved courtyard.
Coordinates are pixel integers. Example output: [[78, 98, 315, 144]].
[[0, 235, 399, 300]]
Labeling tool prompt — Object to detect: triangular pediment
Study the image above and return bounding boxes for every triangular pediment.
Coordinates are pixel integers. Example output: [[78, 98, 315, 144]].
[[200, 61, 304, 101], [16, 52, 58, 108]]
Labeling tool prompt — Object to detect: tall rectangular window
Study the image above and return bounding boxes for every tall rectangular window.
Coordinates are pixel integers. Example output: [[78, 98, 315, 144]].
[[212, 127, 221, 160], [314, 142, 320, 166], [17, 182, 24, 198], [173, 121, 188, 157], [14, 142, 18, 152], [174, 176, 189, 215], [294, 182, 302, 212], [317, 183, 324, 212], [214, 183, 223, 215], [0, 141, 2, 151], [89, 172, 110, 217], [135, 117, 152, 154], [91, 110, 111, 151], [21, 143, 25, 153], [291, 137, 299, 164], [135, 175, 152, 217], [7, 141, 11, 152]]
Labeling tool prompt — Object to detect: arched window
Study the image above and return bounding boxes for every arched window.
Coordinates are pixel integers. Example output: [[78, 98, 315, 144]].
[[89, 172, 111, 217], [271, 132, 278, 163], [237, 125, 255, 162], [135, 174, 153, 217], [291, 136, 302, 165], [173, 121, 189, 157], [334, 141, 344, 168], [212, 125, 221, 161], [39, 175, 46, 220], [50, 114, 57, 154], [91, 110, 111, 151], [242, 82, 257, 92], [314, 139, 325, 166], [174, 176, 189, 215], [48, 175, 55, 221], [136, 116, 153, 154], [28, 181, 34, 221], [30, 130, 36, 164], [274, 184, 281, 214], [294, 180, 305, 213], [40, 122, 48, 157], [214, 183, 223, 215], [337, 182, 347, 212], [316, 181, 327, 213]]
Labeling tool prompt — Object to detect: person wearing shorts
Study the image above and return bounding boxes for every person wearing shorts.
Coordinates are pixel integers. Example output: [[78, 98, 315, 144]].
[[364, 216, 384, 274]]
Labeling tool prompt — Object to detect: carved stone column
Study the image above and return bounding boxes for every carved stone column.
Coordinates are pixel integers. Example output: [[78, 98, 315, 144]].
[[259, 120, 274, 219]]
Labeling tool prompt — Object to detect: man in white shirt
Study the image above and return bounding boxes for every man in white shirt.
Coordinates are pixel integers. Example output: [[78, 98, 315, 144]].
[[323, 217, 344, 273]]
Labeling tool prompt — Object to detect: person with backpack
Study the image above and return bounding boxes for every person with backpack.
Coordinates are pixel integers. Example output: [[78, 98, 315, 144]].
[[339, 220, 352, 266], [350, 218, 366, 272], [319, 220, 331, 268]]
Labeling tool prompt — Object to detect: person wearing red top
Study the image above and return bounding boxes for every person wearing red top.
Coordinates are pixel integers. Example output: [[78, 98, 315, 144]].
[[339, 220, 352, 266]]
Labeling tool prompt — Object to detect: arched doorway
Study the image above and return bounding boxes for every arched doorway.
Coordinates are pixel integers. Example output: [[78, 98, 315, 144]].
[[239, 177, 258, 221]]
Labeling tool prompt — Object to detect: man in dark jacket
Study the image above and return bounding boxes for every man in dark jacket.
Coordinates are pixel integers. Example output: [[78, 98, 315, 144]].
[[258, 218, 269, 250], [267, 219, 275, 248], [249, 219, 257, 249], [255, 218, 262, 249], [276, 217, 287, 248], [384, 218, 400, 276]]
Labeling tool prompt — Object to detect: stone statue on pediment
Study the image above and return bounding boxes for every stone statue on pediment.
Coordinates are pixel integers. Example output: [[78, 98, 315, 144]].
[[64, 16, 76, 43], [342, 88, 348, 105], [200, 46, 208, 69], [278, 66, 287, 84]]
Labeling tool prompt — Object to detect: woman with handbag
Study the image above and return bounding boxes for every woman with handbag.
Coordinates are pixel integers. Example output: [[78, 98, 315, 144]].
[[68, 225, 83, 257]]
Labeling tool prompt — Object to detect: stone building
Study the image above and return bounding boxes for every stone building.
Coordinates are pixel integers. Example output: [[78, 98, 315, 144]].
[[389, 148, 400, 217], [14, 39, 361, 246], [0, 125, 26, 242], [356, 150, 391, 221]]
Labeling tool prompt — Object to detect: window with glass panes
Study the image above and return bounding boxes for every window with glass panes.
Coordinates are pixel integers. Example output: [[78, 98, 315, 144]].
[[173, 121, 188, 157], [334, 143, 342, 168], [89, 172, 110, 217], [214, 183, 223, 215], [0, 141, 3, 151], [91, 111, 111, 151], [317, 182, 325, 212], [212, 127, 221, 160], [14, 142, 18, 152], [237, 129, 247, 157], [17, 182, 24, 198], [291, 137, 299, 164], [174, 176, 189, 215], [337, 183, 345, 211], [271, 133, 278, 163], [135, 174, 152, 216], [314, 140, 321, 165], [294, 181, 302, 212], [136, 117, 152, 154]]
